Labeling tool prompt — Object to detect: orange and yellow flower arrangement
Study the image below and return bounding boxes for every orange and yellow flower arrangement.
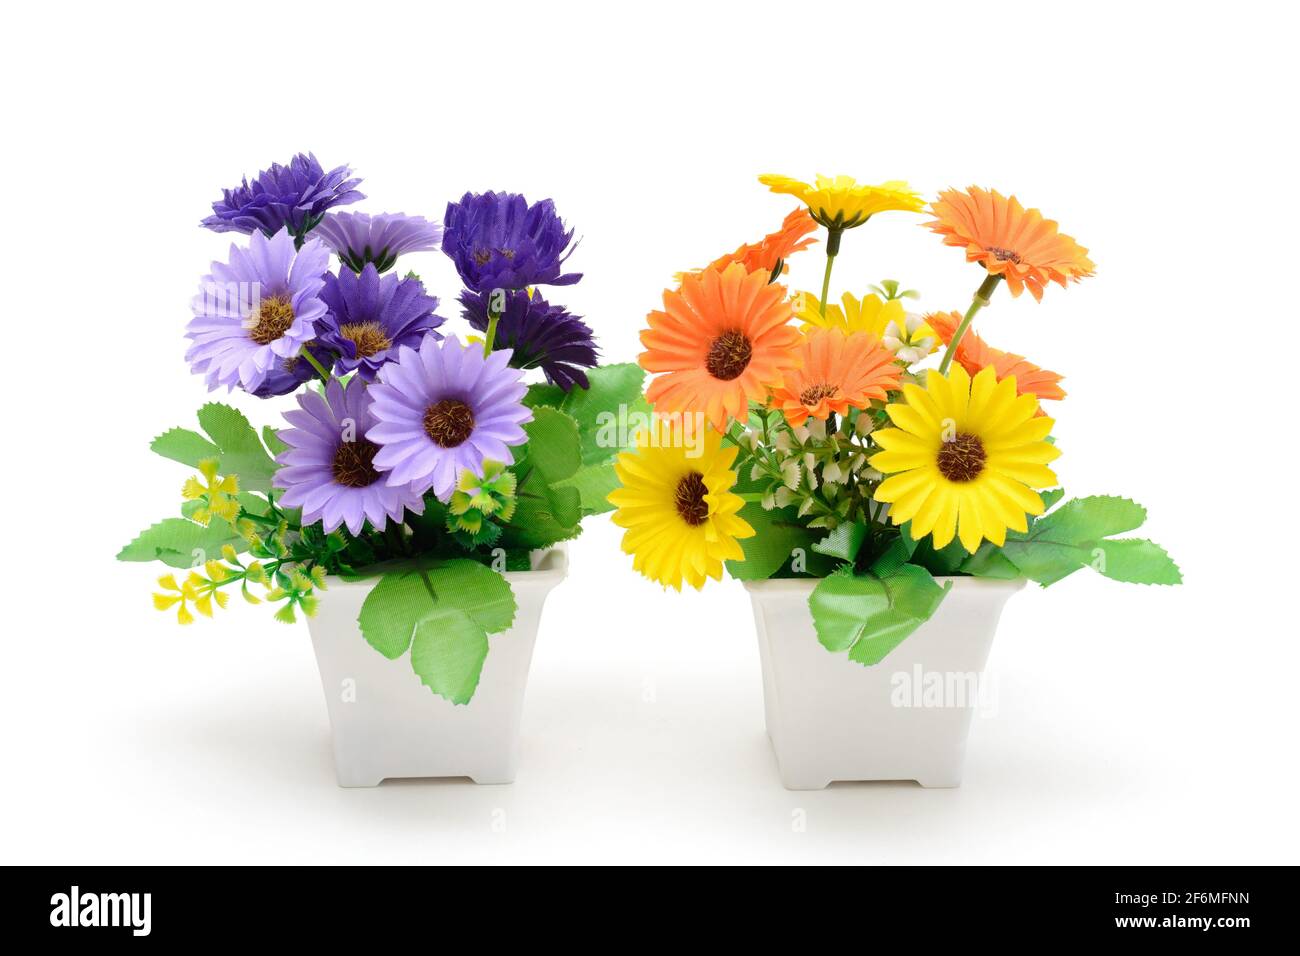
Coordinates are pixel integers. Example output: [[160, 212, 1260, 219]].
[[609, 174, 1180, 663]]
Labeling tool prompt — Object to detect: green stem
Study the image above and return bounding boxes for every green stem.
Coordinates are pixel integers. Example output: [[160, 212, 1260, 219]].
[[300, 347, 331, 383], [818, 242, 838, 317], [937, 273, 1003, 375], [483, 308, 501, 357]]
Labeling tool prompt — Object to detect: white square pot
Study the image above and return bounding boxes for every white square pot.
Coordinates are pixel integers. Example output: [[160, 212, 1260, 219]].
[[745, 575, 1024, 790], [307, 547, 567, 787]]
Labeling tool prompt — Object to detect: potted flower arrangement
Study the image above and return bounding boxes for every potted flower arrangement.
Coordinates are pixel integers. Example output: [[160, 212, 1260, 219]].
[[608, 174, 1181, 790], [118, 154, 644, 787]]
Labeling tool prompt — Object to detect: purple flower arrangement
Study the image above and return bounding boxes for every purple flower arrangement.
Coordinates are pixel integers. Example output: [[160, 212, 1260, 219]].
[[121, 155, 644, 703]]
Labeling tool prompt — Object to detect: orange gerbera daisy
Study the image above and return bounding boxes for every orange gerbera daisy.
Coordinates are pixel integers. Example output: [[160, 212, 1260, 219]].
[[641, 262, 800, 431], [926, 311, 1066, 406], [768, 328, 902, 427], [926, 187, 1095, 301], [697, 207, 818, 279]]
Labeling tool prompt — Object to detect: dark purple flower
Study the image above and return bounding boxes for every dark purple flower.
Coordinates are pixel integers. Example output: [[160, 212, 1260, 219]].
[[442, 191, 581, 292], [314, 211, 443, 273], [250, 341, 332, 397], [201, 153, 364, 238], [316, 265, 445, 382], [460, 290, 598, 391]]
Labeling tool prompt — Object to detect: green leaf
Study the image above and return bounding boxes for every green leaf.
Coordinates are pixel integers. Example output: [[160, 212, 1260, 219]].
[[197, 403, 278, 492], [1092, 538, 1183, 585], [997, 539, 1093, 586], [410, 608, 490, 705], [811, 521, 867, 563], [262, 425, 289, 456], [117, 517, 245, 568], [1039, 488, 1065, 511], [525, 363, 647, 466], [357, 559, 517, 663], [520, 407, 581, 483], [809, 563, 950, 665], [502, 407, 585, 546], [150, 427, 220, 467], [903, 521, 969, 575], [553, 461, 621, 515], [725, 503, 837, 580], [960, 543, 1022, 579], [1032, 495, 1146, 543]]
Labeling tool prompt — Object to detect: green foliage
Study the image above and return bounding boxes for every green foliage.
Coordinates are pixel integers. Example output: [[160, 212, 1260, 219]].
[[726, 503, 836, 580], [811, 521, 867, 563], [150, 427, 220, 467], [525, 363, 646, 466], [356, 559, 517, 704], [500, 407, 584, 549], [962, 493, 1181, 587], [195, 403, 279, 493], [117, 517, 246, 569], [808, 554, 951, 666]]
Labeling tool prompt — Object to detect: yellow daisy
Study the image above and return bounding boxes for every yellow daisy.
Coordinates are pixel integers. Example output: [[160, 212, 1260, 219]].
[[794, 290, 936, 353], [607, 423, 754, 590], [759, 174, 924, 231], [868, 365, 1061, 552]]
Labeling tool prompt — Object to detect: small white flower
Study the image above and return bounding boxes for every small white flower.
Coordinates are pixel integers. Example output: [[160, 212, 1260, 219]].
[[797, 495, 816, 517], [855, 415, 875, 437], [761, 490, 776, 510], [823, 461, 843, 483], [775, 487, 794, 507], [803, 452, 816, 473], [791, 424, 810, 444], [781, 460, 801, 489], [750, 463, 764, 482], [774, 430, 793, 452], [807, 417, 826, 440]]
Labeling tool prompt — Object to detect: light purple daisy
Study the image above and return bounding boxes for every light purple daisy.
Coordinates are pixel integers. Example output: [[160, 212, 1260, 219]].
[[186, 229, 331, 394], [273, 376, 426, 536], [367, 336, 533, 501], [314, 212, 443, 273]]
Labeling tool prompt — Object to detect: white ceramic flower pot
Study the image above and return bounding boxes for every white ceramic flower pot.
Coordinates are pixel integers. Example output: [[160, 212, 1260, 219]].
[[307, 547, 568, 787], [745, 575, 1024, 790]]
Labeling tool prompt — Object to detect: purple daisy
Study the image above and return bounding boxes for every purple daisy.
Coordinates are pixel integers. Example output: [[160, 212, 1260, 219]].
[[460, 289, 598, 391], [367, 336, 533, 501], [186, 230, 331, 394], [250, 341, 332, 397], [201, 153, 364, 238], [442, 191, 581, 292], [317, 265, 446, 382], [273, 376, 426, 536], [314, 211, 443, 273]]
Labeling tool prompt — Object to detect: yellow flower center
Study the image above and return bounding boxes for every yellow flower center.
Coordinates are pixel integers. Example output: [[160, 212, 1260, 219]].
[[705, 330, 752, 381], [339, 321, 392, 358], [248, 295, 295, 345], [799, 382, 838, 406], [331, 439, 381, 488], [424, 399, 475, 448], [937, 433, 986, 483], [674, 471, 709, 526]]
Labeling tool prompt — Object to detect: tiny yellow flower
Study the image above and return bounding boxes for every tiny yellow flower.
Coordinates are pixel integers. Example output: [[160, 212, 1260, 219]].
[[182, 458, 240, 526]]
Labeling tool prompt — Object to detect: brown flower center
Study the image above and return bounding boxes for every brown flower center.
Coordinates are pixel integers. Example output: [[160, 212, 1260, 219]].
[[986, 245, 1022, 264], [423, 398, 475, 447], [705, 330, 753, 381], [799, 382, 838, 406], [674, 471, 709, 526], [936, 433, 986, 483], [331, 439, 381, 488], [248, 295, 295, 345], [473, 248, 492, 266], [338, 321, 392, 358]]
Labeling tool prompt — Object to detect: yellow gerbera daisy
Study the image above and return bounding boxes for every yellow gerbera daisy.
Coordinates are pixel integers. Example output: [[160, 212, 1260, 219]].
[[795, 289, 906, 336], [868, 365, 1061, 553], [607, 424, 754, 590], [759, 174, 924, 231]]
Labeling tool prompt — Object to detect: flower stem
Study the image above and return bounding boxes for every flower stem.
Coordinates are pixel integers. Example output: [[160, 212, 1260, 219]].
[[937, 272, 1003, 375], [818, 243, 839, 318], [483, 308, 501, 357], [300, 347, 331, 383]]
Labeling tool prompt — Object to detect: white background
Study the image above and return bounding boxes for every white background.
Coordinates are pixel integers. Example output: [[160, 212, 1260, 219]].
[[2, 1, 1297, 864]]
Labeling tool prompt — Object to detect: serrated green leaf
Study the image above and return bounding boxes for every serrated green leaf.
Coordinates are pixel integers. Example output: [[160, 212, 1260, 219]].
[[809, 563, 950, 665], [197, 403, 278, 492], [117, 517, 245, 568], [1092, 538, 1182, 585], [1039, 488, 1065, 512], [150, 427, 220, 467], [811, 521, 867, 562], [262, 425, 289, 456], [525, 363, 647, 466], [520, 407, 581, 483], [1032, 495, 1147, 545], [725, 503, 830, 580], [960, 543, 1023, 579], [554, 462, 620, 515], [903, 520, 969, 575], [410, 608, 490, 705]]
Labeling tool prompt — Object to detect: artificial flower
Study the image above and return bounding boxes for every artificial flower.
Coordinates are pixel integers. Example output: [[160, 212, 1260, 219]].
[[925, 311, 1066, 405], [182, 458, 239, 526], [640, 262, 800, 431], [693, 207, 818, 280], [608, 424, 754, 590], [153, 573, 212, 624], [447, 460, 518, 543], [459, 289, 598, 391], [768, 328, 902, 427], [882, 311, 938, 364], [185, 229, 331, 394], [250, 343, 332, 397], [366, 336, 532, 501], [317, 264, 445, 381], [201, 153, 363, 238], [759, 174, 924, 230], [273, 376, 427, 536], [796, 289, 918, 341], [314, 211, 443, 273], [926, 186, 1095, 301], [442, 191, 580, 292], [869, 365, 1061, 552]]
